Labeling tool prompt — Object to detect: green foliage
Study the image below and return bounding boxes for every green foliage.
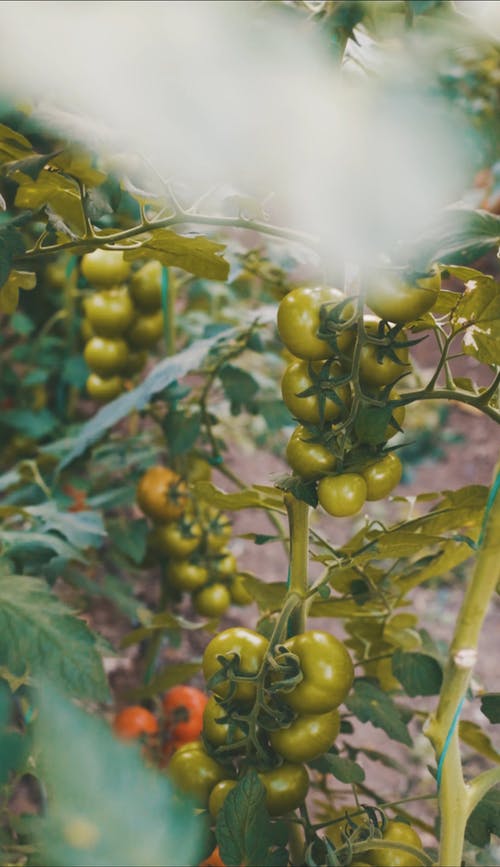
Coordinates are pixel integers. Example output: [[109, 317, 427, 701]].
[[0, 572, 109, 700], [465, 788, 500, 847], [480, 694, 500, 724], [345, 680, 412, 746], [0, 682, 27, 787], [216, 770, 288, 867], [391, 649, 443, 696], [34, 682, 204, 866], [123, 228, 230, 281], [310, 753, 366, 784]]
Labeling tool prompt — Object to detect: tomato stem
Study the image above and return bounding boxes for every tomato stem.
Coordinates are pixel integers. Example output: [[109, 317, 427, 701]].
[[284, 493, 310, 636]]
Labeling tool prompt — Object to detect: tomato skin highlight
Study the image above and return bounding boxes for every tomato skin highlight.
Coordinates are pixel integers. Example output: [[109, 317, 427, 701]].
[[208, 779, 238, 818], [84, 336, 129, 377], [113, 706, 158, 739], [269, 709, 340, 763], [275, 630, 354, 713], [193, 583, 231, 618], [258, 763, 309, 816], [318, 473, 367, 517], [286, 425, 337, 480], [361, 452, 403, 501], [277, 286, 354, 361], [84, 287, 135, 337], [86, 373, 124, 402], [81, 249, 131, 286], [202, 627, 269, 704]]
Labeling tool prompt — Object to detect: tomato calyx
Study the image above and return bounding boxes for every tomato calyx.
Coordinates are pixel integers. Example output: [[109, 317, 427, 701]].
[[316, 296, 357, 356]]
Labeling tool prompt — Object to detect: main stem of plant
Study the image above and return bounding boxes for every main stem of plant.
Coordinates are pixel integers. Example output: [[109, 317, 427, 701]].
[[284, 493, 310, 637], [425, 458, 500, 867]]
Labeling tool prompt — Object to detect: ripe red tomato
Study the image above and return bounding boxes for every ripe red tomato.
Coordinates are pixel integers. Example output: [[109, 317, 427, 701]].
[[113, 706, 158, 740], [163, 685, 207, 744]]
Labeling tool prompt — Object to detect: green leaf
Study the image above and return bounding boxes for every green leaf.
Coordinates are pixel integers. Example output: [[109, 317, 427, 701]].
[[217, 770, 282, 867], [0, 123, 33, 164], [35, 681, 204, 866], [481, 693, 500, 724], [237, 574, 287, 612], [14, 170, 86, 234], [123, 228, 229, 280], [192, 480, 285, 512], [10, 310, 35, 335], [26, 503, 106, 550], [465, 787, 500, 847], [0, 222, 27, 291], [391, 650, 443, 697], [0, 530, 84, 563], [459, 721, 500, 764], [345, 680, 412, 746], [62, 355, 89, 388], [107, 518, 148, 565], [58, 329, 242, 470], [447, 269, 500, 366], [126, 662, 201, 700], [413, 209, 500, 267], [164, 409, 201, 457], [219, 364, 259, 413], [5, 149, 62, 181], [310, 753, 365, 784], [0, 573, 109, 700], [0, 683, 27, 786], [2, 407, 57, 439]]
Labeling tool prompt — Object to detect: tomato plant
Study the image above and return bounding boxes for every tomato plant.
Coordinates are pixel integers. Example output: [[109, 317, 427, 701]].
[[1, 3, 500, 866]]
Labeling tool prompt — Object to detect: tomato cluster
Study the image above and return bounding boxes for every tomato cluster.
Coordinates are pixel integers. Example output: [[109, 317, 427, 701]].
[[80, 251, 165, 402], [325, 816, 424, 867], [277, 284, 421, 516], [112, 685, 208, 755], [137, 464, 251, 618], [166, 627, 354, 818]]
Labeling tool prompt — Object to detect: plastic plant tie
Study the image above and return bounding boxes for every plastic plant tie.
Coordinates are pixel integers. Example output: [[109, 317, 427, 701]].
[[436, 694, 466, 790], [161, 266, 169, 346], [476, 469, 500, 549]]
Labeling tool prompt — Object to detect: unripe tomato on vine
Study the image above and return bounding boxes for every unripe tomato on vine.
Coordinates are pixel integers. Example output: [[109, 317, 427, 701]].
[[258, 763, 309, 816], [86, 373, 124, 402], [83, 287, 135, 337], [136, 466, 188, 523], [130, 260, 163, 312], [318, 473, 367, 518], [167, 741, 230, 807], [286, 425, 337, 480], [81, 249, 131, 286], [363, 820, 423, 866], [202, 627, 269, 704], [281, 358, 350, 425], [361, 452, 403, 500], [365, 265, 441, 325], [274, 630, 354, 713], [84, 336, 129, 377], [277, 286, 355, 361]]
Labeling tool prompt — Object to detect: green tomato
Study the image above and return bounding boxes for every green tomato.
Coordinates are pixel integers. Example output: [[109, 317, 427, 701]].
[[358, 318, 411, 389], [318, 473, 367, 518], [269, 709, 340, 763], [81, 249, 131, 286], [167, 560, 208, 592], [277, 286, 355, 361], [365, 265, 441, 325], [167, 743, 229, 807], [281, 358, 350, 425], [151, 520, 202, 559], [83, 287, 135, 337], [286, 425, 337, 481], [208, 779, 238, 818], [202, 696, 245, 748], [193, 583, 231, 618], [212, 551, 237, 579], [229, 575, 253, 607], [275, 630, 354, 714], [361, 453, 403, 501], [364, 821, 423, 867], [258, 763, 309, 816], [122, 349, 148, 377], [86, 373, 124, 402], [83, 336, 129, 376], [205, 513, 232, 554], [80, 318, 95, 342], [130, 260, 163, 311], [127, 310, 164, 349], [202, 627, 269, 704]]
